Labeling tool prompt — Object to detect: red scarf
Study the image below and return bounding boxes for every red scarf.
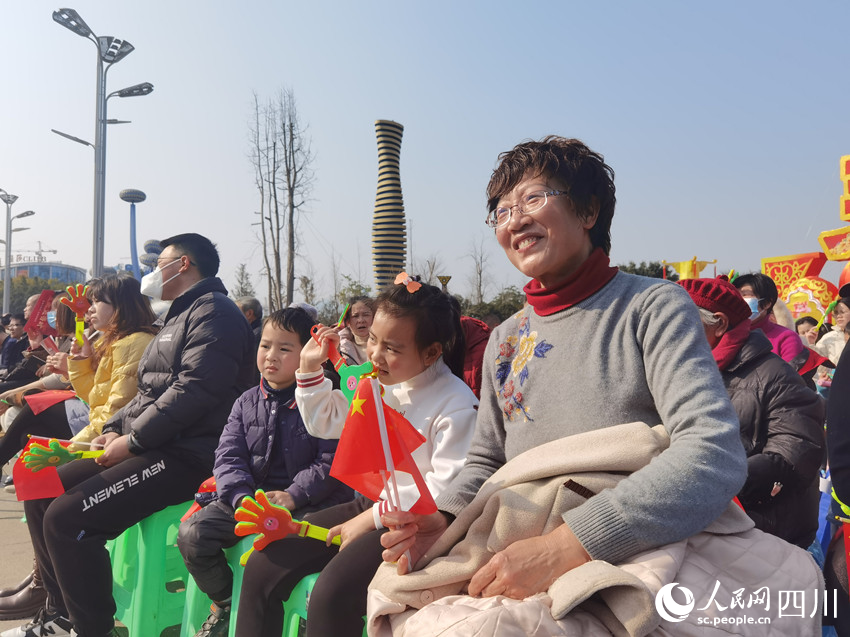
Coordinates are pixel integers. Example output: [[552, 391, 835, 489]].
[[712, 319, 751, 371], [524, 248, 619, 316]]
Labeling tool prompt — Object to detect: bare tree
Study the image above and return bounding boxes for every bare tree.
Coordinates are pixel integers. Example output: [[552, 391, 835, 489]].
[[298, 259, 317, 305], [413, 253, 443, 286], [466, 236, 491, 305], [249, 89, 314, 311]]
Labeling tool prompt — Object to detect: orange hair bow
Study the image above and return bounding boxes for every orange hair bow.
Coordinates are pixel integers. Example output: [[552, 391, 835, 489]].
[[394, 272, 422, 293]]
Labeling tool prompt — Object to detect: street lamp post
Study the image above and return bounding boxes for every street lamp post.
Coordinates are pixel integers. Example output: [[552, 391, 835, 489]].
[[52, 8, 153, 278], [0, 189, 35, 315]]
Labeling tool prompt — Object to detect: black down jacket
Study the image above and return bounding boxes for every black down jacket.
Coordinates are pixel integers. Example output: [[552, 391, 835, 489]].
[[722, 329, 825, 547], [103, 277, 256, 472]]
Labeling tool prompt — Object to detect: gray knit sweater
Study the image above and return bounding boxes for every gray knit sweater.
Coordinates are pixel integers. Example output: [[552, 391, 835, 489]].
[[436, 271, 748, 565]]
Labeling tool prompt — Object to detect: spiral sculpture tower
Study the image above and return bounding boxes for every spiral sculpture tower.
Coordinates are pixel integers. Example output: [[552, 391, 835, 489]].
[[371, 120, 407, 291]]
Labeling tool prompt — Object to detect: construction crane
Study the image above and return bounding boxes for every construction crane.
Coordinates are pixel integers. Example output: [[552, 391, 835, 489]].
[[16, 242, 59, 262]]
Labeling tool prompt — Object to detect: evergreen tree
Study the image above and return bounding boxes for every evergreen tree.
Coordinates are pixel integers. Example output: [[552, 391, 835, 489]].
[[232, 263, 256, 297]]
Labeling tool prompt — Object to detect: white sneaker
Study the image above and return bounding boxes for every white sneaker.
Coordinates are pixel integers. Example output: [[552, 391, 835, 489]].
[[0, 607, 74, 637]]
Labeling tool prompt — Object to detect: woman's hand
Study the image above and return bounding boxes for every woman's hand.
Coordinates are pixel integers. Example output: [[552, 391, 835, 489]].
[[327, 508, 376, 549], [380, 510, 450, 574], [69, 332, 94, 360], [264, 490, 296, 510], [46, 352, 69, 376], [299, 324, 339, 373], [467, 524, 591, 599]]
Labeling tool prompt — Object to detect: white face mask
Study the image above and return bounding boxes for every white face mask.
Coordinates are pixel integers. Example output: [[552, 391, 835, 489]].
[[743, 297, 761, 320], [140, 259, 182, 301]]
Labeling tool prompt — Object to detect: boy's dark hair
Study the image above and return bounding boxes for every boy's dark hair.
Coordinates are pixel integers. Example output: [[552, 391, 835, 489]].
[[375, 278, 466, 379], [732, 273, 779, 312], [487, 136, 617, 255], [263, 307, 314, 346], [160, 233, 220, 277], [8, 313, 25, 325]]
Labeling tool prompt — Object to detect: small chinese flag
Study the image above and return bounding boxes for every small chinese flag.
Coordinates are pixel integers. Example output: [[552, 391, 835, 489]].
[[24, 390, 77, 416], [13, 439, 66, 502], [330, 378, 437, 515]]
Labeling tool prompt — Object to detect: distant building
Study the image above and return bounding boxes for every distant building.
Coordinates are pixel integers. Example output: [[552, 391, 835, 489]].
[[0, 256, 87, 284], [371, 120, 407, 291]]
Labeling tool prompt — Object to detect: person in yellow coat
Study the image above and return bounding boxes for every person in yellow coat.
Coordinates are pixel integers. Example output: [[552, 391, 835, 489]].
[[67, 274, 158, 444], [0, 274, 157, 463]]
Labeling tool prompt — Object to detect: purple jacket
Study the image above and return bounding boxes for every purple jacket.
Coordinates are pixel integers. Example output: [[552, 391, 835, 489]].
[[213, 383, 353, 511]]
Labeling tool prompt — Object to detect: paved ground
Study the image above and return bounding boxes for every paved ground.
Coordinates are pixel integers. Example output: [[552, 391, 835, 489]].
[[0, 459, 37, 633]]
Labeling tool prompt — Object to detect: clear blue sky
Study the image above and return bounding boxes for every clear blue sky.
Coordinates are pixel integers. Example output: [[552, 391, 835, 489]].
[[1, 1, 848, 304]]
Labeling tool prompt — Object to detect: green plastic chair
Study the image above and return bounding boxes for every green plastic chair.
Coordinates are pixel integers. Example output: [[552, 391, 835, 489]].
[[281, 573, 320, 637], [180, 535, 253, 637], [107, 502, 193, 637], [281, 573, 367, 637]]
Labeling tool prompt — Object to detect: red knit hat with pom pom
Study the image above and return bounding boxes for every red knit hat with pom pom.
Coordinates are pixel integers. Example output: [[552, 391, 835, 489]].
[[677, 275, 752, 327]]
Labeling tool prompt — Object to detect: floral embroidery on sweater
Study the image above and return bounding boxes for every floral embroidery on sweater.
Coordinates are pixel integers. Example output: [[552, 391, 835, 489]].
[[495, 313, 553, 422]]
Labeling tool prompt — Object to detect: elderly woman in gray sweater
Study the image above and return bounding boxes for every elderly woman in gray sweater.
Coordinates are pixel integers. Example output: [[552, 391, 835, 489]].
[[380, 136, 747, 599]]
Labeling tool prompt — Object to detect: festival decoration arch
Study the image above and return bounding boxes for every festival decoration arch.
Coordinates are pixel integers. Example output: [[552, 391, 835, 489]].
[[762, 155, 850, 321]]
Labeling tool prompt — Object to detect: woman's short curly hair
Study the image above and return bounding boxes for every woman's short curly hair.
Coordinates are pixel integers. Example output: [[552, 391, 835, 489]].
[[486, 136, 616, 255]]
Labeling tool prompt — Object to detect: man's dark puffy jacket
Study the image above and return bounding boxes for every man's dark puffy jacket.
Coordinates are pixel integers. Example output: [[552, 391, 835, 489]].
[[722, 329, 825, 547], [103, 277, 255, 471], [213, 383, 353, 512]]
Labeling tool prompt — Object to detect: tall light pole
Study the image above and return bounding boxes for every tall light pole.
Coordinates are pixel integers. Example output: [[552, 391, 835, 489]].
[[0, 189, 35, 315], [119, 189, 146, 280], [52, 8, 153, 277]]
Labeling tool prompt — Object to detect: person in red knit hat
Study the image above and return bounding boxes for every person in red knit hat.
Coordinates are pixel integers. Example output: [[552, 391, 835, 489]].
[[679, 275, 825, 548]]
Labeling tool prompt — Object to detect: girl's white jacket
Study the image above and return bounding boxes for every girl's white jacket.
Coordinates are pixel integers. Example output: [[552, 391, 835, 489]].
[[294, 359, 478, 527]]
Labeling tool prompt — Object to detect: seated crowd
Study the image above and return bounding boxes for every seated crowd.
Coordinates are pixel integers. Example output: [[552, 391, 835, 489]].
[[0, 136, 847, 637]]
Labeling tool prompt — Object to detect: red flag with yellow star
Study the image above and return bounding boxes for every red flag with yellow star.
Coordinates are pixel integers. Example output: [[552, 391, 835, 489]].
[[330, 377, 437, 515], [13, 439, 67, 501]]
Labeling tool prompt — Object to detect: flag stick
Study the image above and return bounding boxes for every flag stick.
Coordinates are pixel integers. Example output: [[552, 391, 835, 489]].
[[371, 377, 413, 566], [372, 378, 401, 511], [27, 435, 98, 448]]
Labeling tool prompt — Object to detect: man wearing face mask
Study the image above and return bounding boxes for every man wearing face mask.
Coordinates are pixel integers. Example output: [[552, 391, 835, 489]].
[[3, 233, 256, 637], [733, 272, 805, 364]]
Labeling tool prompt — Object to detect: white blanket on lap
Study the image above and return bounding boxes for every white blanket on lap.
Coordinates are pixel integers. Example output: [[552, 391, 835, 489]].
[[366, 422, 823, 637]]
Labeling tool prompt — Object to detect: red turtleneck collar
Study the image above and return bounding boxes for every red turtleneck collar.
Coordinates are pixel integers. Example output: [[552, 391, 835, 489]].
[[712, 319, 751, 371], [524, 248, 619, 316]]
